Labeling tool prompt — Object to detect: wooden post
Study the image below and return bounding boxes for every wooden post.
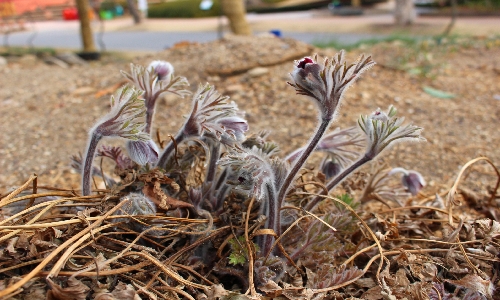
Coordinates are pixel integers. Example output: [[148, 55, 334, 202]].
[[75, 0, 96, 52], [221, 0, 251, 35]]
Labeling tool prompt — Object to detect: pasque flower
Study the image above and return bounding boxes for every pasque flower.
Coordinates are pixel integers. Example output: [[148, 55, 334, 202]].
[[126, 139, 159, 166], [122, 61, 190, 134], [289, 52, 375, 120], [156, 84, 243, 168], [81, 86, 149, 195], [358, 106, 425, 159], [305, 105, 425, 211], [149, 60, 174, 81], [389, 167, 426, 196], [267, 53, 375, 253]]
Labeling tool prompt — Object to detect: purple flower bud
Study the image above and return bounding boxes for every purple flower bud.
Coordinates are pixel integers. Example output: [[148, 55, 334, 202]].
[[389, 167, 426, 196], [148, 60, 174, 81], [297, 57, 314, 69], [126, 139, 159, 166], [321, 159, 342, 179], [218, 116, 249, 141]]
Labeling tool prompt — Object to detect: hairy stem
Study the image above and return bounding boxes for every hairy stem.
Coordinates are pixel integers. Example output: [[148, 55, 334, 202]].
[[273, 118, 331, 236], [82, 132, 102, 196], [156, 131, 185, 168], [304, 154, 372, 211], [205, 140, 220, 183], [144, 107, 155, 134], [277, 119, 331, 207], [261, 182, 278, 256]]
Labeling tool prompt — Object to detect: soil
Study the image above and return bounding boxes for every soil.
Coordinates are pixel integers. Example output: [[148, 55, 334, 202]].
[[1, 35, 500, 197]]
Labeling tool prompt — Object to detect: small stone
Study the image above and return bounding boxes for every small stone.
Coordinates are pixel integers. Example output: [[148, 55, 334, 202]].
[[0, 56, 7, 67], [225, 84, 243, 94], [55, 52, 87, 65], [73, 86, 96, 96], [207, 75, 220, 82], [247, 67, 269, 78], [44, 56, 69, 68]]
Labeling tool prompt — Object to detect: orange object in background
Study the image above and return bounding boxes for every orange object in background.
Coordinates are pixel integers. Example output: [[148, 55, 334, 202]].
[[0, 0, 16, 17]]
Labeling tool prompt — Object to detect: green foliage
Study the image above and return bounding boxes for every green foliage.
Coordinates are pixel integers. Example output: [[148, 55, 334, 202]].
[[336, 193, 359, 210], [423, 86, 456, 99], [464, 0, 500, 8], [313, 35, 422, 51], [248, 0, 329, 13], [228, 236, 259, 266], [148, 0, 221, 18], [100, 0, 116, 11], [0, 46, 56, 57]]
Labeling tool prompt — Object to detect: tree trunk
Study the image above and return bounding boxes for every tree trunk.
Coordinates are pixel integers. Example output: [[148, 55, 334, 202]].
[[442, 0, 457, 36], [221, 0, 251, 35], [394, 0, 416, 25], [127, 0, 142, 24], [75, 0, 96, 52]]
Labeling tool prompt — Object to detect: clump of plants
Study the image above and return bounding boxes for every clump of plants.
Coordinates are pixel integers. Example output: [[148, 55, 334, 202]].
[[1, 51, 499, 299]]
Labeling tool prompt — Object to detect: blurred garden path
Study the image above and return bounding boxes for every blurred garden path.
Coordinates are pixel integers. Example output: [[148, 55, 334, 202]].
[[3, 8, 500, 52]]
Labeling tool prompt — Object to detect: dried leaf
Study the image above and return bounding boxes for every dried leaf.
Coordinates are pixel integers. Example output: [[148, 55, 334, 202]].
[[52, 227, 63, 239], [142, 181, 193, 210], [258, 280, 283, 298], [15, 233, 30, 250], [203, 284, 229, 298], [446, 274, 494, 299], [47, 277, 90, 300], [6, 237, 17, 254], [94, 282, 141, 300]]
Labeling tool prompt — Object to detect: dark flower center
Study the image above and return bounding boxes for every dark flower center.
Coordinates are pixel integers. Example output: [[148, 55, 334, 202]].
[[297, 57, 314, 69]]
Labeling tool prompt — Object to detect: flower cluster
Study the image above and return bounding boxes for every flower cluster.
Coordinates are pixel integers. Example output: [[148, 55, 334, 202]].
[[77, 53, 425, 263]]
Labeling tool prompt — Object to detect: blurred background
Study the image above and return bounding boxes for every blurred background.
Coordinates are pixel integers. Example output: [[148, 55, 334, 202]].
[[0, 0, 499, 54]]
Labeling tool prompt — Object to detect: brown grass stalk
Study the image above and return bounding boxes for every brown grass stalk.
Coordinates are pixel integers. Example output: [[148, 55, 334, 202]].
[[0, 199, 129, 298]]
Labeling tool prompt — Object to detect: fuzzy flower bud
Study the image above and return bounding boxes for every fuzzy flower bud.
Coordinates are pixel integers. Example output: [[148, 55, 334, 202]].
[[81, 86, 149, 195], [389, 167, 426, 196], [126, 139, 159, 166], [358, 105, 425, 159], [321, 159, 343, 179], [288, 52, 375, 119], [122, 61, 190, 134], [113, 193, 157, 225], [93, 86, 149, 140], [218, 116, 249, 142], [183, 84, 240, 138], [148, 60, 174, 81]]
